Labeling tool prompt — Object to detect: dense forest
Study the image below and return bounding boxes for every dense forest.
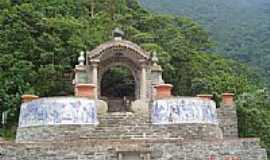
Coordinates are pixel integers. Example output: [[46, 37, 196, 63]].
[[0, 0, 269, 158], [140, 0, 270, 85]]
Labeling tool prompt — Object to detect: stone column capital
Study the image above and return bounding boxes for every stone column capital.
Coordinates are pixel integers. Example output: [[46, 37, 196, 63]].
[[90, 59, 100, 67], [139, 59, 147, 68]]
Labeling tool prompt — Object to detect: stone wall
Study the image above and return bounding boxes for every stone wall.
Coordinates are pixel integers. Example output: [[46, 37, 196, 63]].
[[16, 112, 223, 142], [151, 138, 267, 160], [217, 104, 239, 138], [0, 138, 267, 160]]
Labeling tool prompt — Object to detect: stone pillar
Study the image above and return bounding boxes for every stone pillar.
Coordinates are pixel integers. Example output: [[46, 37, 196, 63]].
[[217, 92, 239, 138], [74, 65, 87, 82], [150, 52, 164, 100], [74, 52, 88, 94], [151, 64, 164, 100], [90, 59, 100, 99], [74, 65, 88, 93], [140, 60, 147, 99], [151, 64, 163, 84]]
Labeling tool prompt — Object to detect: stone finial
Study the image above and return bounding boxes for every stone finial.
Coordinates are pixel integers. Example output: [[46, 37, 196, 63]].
[[222, 92, 235, 106], [112, 27, 124, 40], [151, 51, 159, 66], [78, 51, 85, 65]]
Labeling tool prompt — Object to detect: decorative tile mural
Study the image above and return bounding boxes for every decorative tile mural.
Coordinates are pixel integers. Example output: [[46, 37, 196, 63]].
[[151, 97, 218, 124], [19, 97, 98, 128]]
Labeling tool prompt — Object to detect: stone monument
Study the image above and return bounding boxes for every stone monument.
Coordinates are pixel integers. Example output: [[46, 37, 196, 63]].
[[0, 30, 267, 160]]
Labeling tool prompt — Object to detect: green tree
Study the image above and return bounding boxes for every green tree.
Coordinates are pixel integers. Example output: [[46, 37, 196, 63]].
[[0, 2, 268, 157], [237, 90, 270, 158]]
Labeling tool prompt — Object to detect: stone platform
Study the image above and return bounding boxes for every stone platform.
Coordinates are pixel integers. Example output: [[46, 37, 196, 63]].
[[11, 96, 268, 159], [16, 97, 223, 143], [0, 138, 267, 160], [16, 112, 223, 143]]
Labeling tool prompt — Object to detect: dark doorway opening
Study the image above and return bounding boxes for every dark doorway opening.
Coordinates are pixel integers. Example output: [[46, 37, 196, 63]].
[[101, 66, 135, 112]]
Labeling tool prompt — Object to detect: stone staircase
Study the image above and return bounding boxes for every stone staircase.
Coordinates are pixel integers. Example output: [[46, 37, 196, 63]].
[[78, 110, 224, 140], [81, 112, 152, 139], [107, 98, 132, 112], [107, 99, 125, 112]]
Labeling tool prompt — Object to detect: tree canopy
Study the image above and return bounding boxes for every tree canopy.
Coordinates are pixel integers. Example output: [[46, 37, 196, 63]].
[[0, 0, 269, 157], [140, 0, 270, 87]]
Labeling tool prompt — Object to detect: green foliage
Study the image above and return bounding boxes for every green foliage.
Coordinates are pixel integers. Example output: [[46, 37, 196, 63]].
[[0, 127, 16, 140], [0, 0, 268, 156], [191, 53, 259, 96], [140, 0, 270, 87], [237, 90, 270, 158], [101, 67, 135, 98]]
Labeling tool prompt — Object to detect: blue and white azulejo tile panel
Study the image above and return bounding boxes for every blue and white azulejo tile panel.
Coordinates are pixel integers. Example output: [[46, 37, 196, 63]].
[[151, 97, 218, 124], [19, 97, 98, 128]]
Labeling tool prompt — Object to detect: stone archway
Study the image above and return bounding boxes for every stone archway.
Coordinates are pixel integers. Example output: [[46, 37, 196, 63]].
[[100, 65, 136, 112], [98, 57, 140, 99], [87, 39, 152, 100], [74, 35, 165, 113]]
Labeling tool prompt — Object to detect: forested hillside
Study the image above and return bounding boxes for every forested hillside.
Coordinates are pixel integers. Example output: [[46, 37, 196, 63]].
[[0, 0, 269, 157], [140, 0, 270, 84]]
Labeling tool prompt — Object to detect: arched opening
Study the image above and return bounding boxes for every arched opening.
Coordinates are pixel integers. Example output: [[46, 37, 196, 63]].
[[100, 66, 136, 112]]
